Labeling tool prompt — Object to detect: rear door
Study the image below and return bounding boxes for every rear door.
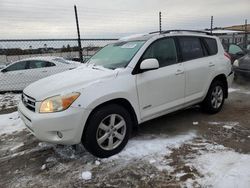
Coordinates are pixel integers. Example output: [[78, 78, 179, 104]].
[[177, 36, 215, 104], [26, 60, 55, 83]]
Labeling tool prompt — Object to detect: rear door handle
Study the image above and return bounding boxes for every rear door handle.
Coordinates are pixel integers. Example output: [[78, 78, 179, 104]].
[[209, 62, 215, 67], [176, 69, 184, 75], [42, 70, 47, 73]]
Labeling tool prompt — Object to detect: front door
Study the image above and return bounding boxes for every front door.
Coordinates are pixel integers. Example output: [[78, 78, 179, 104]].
[[136, 37, 185, 120]]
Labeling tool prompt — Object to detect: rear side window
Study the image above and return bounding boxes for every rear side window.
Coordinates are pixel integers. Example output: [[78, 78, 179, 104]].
[[178, 37, 204, 61], [204, 38, 218, 55], [28, 60, 55, 69], [142, 38, 177, 68]]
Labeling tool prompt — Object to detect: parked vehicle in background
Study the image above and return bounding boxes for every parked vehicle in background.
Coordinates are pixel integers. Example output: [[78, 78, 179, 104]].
[[18, 30, 233, 158], [0, 56, 81, 92], [233, 52, 250, 80], [66, 56, 92, 63], [223, 43, 246, 63]]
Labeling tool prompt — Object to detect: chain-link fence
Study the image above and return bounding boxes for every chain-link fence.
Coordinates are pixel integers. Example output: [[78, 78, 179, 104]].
[[0, 39, 117, 92]]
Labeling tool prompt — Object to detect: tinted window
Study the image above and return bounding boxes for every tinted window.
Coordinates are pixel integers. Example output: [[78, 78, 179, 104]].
[[228, 44, 243, 54], [179, 37, 204, 61], [5, 61, 28, 71], [142, 38, 177, 67], [204, 38, 218, 55], [28, 60, 55, 69]]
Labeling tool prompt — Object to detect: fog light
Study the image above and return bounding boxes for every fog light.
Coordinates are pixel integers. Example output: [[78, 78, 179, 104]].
[[57, 131, 63, 138]]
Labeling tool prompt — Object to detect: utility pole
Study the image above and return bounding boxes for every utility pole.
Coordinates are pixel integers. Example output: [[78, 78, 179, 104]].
[[210, 16, 214, 34], [244, 19, 248, 49], [74, 5, 83, 63], [159, 12, 162, 33]]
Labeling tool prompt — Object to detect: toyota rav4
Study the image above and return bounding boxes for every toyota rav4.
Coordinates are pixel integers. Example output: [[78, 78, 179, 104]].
[[18, 30, 234, 158]]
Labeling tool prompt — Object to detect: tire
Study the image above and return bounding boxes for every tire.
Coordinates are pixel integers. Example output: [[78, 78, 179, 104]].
[[201, 80, 226, 114], [82, 104, 132, 158]]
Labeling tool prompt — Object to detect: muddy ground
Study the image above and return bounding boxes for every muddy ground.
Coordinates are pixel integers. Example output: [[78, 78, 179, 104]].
[[0, 81, 250, 188]]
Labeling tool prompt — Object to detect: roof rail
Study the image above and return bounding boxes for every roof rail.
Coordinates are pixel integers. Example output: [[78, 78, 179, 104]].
[[149, 30, 213, 35]]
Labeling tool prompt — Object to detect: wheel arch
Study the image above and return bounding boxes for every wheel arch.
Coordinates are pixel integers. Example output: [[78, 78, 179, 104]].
[[210, 74, 228, 98], [83, 98, 139, 138]]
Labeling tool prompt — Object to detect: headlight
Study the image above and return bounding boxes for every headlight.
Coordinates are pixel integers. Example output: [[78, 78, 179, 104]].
[[233, 60, 239, 67], [40, 92, 80, 113]]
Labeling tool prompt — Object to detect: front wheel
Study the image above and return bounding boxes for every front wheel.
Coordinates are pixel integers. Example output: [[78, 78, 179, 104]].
[[82, 104, 132, 158], [201, 80, 226, 114]]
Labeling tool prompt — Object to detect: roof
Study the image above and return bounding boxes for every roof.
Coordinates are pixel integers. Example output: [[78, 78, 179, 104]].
[[119, 30, 215, 41]]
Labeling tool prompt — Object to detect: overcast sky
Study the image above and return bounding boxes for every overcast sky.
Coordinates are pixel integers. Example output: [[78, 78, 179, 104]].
[[0, 0, 249, 39]]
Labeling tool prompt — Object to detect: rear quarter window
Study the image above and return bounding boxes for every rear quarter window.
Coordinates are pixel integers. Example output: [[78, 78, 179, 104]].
[[204, 38, 218, 55]]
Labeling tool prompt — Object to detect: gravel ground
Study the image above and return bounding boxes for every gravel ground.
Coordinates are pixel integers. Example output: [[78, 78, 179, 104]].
[[0, 81, 250, 188]]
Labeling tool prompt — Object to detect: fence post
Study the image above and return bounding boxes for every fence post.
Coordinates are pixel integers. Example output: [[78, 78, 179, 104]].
[[210, 16, 213, 34], [159, 12, 162, 33], [74, 5, 84, 63], [244, 19, 248, 49]]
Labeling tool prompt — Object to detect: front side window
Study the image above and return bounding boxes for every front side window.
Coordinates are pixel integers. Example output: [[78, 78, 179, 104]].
[[179, 37, 204, 61], [229, 44, 243, 55], [88, 41, 145, 69], [5, 61, 28, 71], [141, 38, 177, 67]]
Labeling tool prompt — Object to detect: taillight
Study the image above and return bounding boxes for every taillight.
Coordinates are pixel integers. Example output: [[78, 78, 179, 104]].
[[224, 52, 231, 61]]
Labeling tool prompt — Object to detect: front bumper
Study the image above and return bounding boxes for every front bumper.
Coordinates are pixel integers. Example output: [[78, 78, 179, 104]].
[[18, 101, 90, 145]]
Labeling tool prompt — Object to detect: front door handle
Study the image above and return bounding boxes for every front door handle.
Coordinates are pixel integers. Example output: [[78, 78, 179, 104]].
[[176, 69, 184, 75], [42, 70, 47, 73]]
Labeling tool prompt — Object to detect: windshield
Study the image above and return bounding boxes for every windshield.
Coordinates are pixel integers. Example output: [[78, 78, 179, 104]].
[[87, 40, 145, 69]]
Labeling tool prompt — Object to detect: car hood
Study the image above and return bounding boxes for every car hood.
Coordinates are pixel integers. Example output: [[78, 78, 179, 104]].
[[24, 66, 117, 101], [239, 54, 250, 70]]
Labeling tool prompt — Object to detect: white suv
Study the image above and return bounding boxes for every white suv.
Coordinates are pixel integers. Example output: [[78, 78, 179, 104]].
[[18, 30, 234, 158]]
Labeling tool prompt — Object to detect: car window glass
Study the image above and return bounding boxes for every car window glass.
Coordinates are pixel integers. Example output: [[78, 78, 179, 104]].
[[204, 38, 218, 55], [5, 61, 28, 71], [179, 37, 204, 61], [46, 62, 55, 67], [142, 38, 177, 68], [28, 60, 54, 69], [229, 44, 243, 54]]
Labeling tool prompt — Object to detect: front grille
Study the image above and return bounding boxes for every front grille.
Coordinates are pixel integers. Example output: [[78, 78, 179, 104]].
[[22, 93, 36, 112]]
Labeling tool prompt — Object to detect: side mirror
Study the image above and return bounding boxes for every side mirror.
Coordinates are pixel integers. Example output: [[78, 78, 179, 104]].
[[140, 58, 159, 71]]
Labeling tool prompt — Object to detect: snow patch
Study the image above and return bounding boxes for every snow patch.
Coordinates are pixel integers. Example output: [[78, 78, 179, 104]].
[[107, 131, 196, 160], [10, 142, 24, 151], [0, 112, 25, 135], [223, 125, 233, 129], [228, 88, 240, 93], [41, 164, 46, 170], [190, 151, 250, 188], [81, 171, 92, 180], [0, 93, 21, 110]]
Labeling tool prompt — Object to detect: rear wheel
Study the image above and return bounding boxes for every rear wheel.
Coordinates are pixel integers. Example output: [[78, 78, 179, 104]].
[[82, 104, 132, 158], [201, 80, 226, 114]]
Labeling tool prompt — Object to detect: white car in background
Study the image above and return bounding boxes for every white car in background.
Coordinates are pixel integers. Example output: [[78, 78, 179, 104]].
[[0, 57, 81, 92]]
